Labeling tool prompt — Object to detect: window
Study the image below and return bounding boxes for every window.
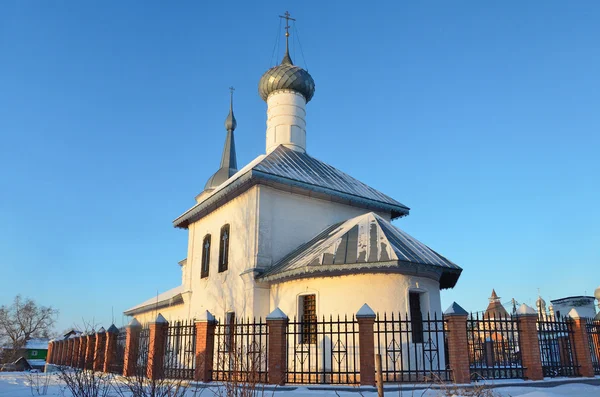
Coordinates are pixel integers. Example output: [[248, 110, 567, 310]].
[[409, 292, 424, 343], [225, 312, 235, 352], [31, 350, 38, 357], [201, 235, 211, 278], [218, 224, 230, 273], [300, 294, 317, 344]]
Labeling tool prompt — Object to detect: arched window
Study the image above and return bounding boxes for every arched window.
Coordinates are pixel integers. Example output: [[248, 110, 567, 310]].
[[218, 224, 230, 273], [201, 234, 211, 279]]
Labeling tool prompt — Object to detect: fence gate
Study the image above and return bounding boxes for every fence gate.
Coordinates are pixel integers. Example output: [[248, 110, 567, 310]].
[[374, 313, 449, 383], [164, 320, 196, 380], [586, 318, 600, 376], [537, 316, 579, 377], [286, 315, 359, 384], [467, 312, 523, 380]]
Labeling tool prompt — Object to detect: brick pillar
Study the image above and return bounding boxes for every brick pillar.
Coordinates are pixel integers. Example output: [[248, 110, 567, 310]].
[[571, 317, 594, 377], [356, 304, 376, 386], [85, 333, 96, 370], [78, 335, 87, 368], [443, 302, 471, 384], [47, 342, 54, 364], [73, 338, 81, 368], [62, 340, 68, 365], [123, 319, 142, 377], [517, 305, 544, 381], [104, 324, 119, 373], [94, 328, 107, 371], [266, 308, 288, 385], [147, 314, 169, 380], [56, 341, 63, 365], [194, 311, 216, 382], [66, 338, 75, 367]]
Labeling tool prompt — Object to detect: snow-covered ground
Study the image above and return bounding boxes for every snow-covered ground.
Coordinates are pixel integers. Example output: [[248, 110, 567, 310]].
[[0, 372, 598, 397]]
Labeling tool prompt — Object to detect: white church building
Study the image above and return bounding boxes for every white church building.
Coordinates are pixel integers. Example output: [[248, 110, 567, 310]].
[[124, 26, 462, 325]]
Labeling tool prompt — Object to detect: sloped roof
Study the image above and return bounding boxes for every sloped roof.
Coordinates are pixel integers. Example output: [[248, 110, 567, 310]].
[[257, 212, 462, 289], [123, 286, 184, 316], [174, 146, 409, 228]]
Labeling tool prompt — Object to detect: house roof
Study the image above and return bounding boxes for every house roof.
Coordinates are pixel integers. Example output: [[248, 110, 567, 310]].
[[24, 339, 49, 350], [173, 146, 410, 228], [256, 212, 462, 289], [123, 285, 184, 316]]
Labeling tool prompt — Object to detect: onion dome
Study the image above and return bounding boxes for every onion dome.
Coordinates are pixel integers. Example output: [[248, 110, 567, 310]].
[[595, 285, 600, 301], [258, 17, 315, 103]]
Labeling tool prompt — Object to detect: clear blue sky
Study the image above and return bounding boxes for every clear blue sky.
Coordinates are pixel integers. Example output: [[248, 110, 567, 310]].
[[1, 1, 598, 333]]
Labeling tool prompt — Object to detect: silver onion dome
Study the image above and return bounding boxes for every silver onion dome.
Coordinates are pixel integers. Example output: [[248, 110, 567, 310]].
[[258, 52, 315, 103]]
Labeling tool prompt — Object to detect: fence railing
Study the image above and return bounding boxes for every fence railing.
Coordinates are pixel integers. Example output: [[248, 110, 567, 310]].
[[164, 320, 196, 380], [286, 315, 359, 384], [375, 312, 449, 383], [467, 312, 523, 380], [537, 315, 579, 377], [585, 318, 600, 376], [212, 317, 268, 383], [136, 326, 150, 377]]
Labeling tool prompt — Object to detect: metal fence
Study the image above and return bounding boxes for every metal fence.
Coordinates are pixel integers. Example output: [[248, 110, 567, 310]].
[[585, 318, 600, 376], [164, 320, 196, 380], [108, 327, 127, 374], [466, 312, 523, 380], [375, 312, 449, 383], [212, 317, 268, 383], [537, 315, 579, 377], [286, 315, 359, 384], [136, 326, 150, 377]]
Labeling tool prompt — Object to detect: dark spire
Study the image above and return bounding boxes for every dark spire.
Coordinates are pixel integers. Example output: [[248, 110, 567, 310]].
[[204, 88, 238, 191], [279, 11, 295, 65]]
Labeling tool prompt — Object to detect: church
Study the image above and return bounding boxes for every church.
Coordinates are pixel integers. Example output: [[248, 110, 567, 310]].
[[124, 17, 462, 325]]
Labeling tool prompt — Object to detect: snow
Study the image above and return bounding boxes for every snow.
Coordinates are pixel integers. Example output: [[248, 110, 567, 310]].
[[0, 372, 598, 397]]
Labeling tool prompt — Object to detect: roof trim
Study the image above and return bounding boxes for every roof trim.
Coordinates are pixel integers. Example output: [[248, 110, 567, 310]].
[[123, 287, 184, 316]]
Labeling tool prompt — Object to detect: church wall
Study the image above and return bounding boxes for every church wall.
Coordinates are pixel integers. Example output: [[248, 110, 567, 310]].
[[256, 185, 392, 269], [133, 303, 189, 325], [185, 186, 260, 321], [268, 273, 442, 319]]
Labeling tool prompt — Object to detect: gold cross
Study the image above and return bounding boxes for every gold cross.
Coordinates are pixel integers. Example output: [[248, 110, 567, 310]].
[[279, 11, 295, 38]]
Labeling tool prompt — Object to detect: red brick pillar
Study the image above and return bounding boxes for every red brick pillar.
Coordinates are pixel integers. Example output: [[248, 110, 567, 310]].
[[266, 308, 288, 385], [443, 302, 471, 384], [147, 314, 169, 380], [123, 319, 142, 377], [104, 324, 119, 373], [66, 338, 75, 367], [78, 335, 87, 368], [56, 341, 63, 365], [356, 304, 376, 386], [94, 328, 107, 371], [47, 342, 54, 364], [62, 340, 69, 366], [73, 338, 81, 368], [517, 305, 544, 381], [85, 333, 96, 370], [570, 316, 594, 377], [194, 311, 216, 382]]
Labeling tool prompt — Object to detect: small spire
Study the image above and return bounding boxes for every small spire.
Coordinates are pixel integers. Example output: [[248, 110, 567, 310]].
[[490, 289, 499, 302], [279, 11, 295, 65], [224, 86, 237, 132]]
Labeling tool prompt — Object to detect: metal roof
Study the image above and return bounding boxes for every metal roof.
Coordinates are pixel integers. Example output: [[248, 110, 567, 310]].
[[174, 146, 409, 228], [257, 212, 462, 289], [123, 286, 184, 316]]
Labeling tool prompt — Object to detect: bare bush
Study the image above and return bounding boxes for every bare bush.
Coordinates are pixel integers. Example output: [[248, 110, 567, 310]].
[[56, 366, 112, 397], [25, 371, 53, 396]]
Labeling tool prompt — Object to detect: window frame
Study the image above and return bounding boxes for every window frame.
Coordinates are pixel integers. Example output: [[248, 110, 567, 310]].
[[201, 234, 211, 279], [409, 291, 424, 343], [218, 224, 230, 273], [299, 294, 317, 345]]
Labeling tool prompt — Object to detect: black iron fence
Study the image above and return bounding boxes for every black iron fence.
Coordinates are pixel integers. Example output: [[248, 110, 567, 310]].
[[212, 317, 268, 383], [136, 325, 150, 377], [466, 312, 523, 380], [286, 315, 359, 384], [108, 327, 127, 374], [164, 320, 196, 380], [537, 315, 579, 377], [375, 312, 449, 383], [585, 318, 600, 376]]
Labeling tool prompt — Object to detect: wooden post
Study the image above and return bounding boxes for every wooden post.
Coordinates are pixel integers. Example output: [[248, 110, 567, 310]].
[[194, 311, 216, 382], [375, 353, 384, 397], [104, 324, 119, 373], [147, 314, 169, 380], [356, 304, 377, 386], [123, 319, 142, 377], [266, 308, 288, 385]]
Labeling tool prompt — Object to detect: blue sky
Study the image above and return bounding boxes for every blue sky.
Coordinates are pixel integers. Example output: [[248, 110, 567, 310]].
[[1, 1, 598, 333]]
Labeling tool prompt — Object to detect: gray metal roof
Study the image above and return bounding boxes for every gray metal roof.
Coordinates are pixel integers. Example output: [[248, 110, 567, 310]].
[[257, 212, 462, 289], [174, 146, 410, 228]]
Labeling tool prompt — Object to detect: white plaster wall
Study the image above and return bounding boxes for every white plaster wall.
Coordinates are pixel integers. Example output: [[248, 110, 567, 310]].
[[552, 297, 597, 319], [185, 186, 260, 321], [133, 303, 189, 325], [257, 185, 391, 270], [266, 91, 307, 154]]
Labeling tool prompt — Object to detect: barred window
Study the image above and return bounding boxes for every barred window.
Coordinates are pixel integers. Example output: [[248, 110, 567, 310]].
[[409, 292, 424, 343], [201, 235, 211, 279], [218, 224, 230, 273], [300, 294, 317, 344]]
